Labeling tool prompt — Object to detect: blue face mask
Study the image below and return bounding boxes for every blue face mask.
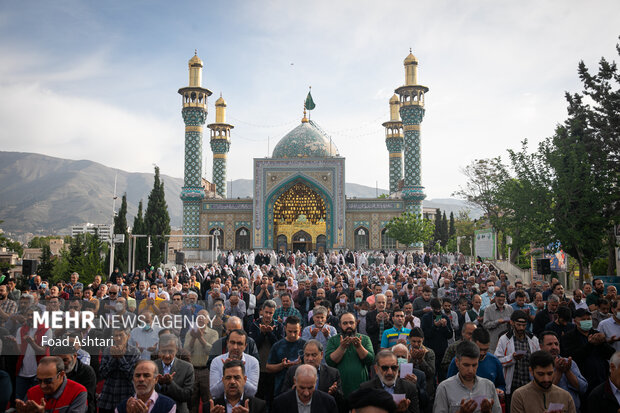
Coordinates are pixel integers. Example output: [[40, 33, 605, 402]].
[[355, 297, 362, 304], [579, 320, 593, 331], [397, 357, 408, 366]]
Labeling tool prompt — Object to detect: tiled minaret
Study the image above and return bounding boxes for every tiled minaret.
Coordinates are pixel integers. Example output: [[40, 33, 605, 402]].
[[382, 94, 404, 194], [207, 95, 233, 198], [395, 49, 428, 216], [178, 52, 212, 248]]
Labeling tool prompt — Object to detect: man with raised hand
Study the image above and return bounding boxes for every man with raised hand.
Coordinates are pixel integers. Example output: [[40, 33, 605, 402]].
[[208, 360, 267, 413]]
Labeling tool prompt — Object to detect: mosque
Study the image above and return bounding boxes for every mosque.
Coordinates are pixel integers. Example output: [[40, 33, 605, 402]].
[[178, 51, 436, 258]]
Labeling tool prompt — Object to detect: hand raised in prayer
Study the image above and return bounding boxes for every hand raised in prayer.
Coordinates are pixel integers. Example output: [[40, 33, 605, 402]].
[[209, 399, 226, 413], [231, 399, 250, 413]]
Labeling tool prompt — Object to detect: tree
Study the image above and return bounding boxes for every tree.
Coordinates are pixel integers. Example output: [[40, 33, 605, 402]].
[[133, 200, 147, 271], [449, 212, 456, 238], [543, 93, 609, 285], [433, 208, 442, 246], [385, 212, 435, 248], [113, 193, 129, 271], [144, 166, 171, 267], [38, 245, 54, 279], [440, 211, 449, 246], [452, 157, 509, 233], [576, 40, 620, 274]]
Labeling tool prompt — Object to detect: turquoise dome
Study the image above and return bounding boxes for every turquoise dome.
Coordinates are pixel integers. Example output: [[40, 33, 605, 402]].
[[272, 121, 339, 158]]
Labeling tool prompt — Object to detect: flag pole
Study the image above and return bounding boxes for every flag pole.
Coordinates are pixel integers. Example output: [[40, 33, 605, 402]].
[[308, 86, 311, 121]]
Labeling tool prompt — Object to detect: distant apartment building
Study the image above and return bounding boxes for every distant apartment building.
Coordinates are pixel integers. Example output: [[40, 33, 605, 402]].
[[49, 238, 65, 255], [71, 223, 112, 242]]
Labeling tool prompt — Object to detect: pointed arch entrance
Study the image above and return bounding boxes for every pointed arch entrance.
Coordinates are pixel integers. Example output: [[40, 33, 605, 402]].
[[271, 180, 327, 252]]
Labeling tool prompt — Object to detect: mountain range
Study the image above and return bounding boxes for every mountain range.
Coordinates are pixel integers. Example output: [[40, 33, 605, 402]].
[[0, 151, 481, 236]]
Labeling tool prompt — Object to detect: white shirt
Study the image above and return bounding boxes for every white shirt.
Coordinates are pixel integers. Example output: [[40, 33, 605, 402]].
[[16, 326, 53, 377], [598, 316, 620, 351], [209, 352, 260, 398], [129, 326, 161, 360]]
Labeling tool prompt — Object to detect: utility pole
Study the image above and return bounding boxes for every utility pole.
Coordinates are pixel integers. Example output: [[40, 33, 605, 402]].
[[147, 235, 152, 265]]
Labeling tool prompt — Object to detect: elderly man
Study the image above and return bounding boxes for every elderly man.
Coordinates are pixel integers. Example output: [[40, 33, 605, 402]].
[[129, 311, 160, 360], [209, 360, 267, 413], [587, 351, 620, 411], [184, 309, 219, 413], [366, 293, 393, 353], [281, 339, 343, 401], [440, 322, 476, 379], [482, 290, 513, 352], [99, 328, 141, 413], [52, 345, 97, 413], [16, 356, 87, 413], [116, 360, 176, 413], [155, 334, 195, 413], [302, 306, 337, 350], [210, 329, 260, 398], [360, 350, 420, 413], [272, 364, 338, 413], [325, 312, 375, 397]]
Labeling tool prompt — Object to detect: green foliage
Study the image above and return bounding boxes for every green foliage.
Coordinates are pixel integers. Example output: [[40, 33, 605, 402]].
[[113, 193, 129, 271], [28, 236, 62, 249], [133, 200, 147, 271], [433, 208, 441, 245], [0, 222, 23, 257], [38, 245, 54, 279], [449, 212, 456, 238], [377, 193, 389, 199], [440, 211, 449, 246], [51, 233, 107, 284], [591, 257, 611, 276], [144, 166, 171, 267], [385, 212, 435, 247]]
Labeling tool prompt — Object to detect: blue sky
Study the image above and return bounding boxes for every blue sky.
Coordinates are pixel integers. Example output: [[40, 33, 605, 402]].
[[1, 0, 619, 199]]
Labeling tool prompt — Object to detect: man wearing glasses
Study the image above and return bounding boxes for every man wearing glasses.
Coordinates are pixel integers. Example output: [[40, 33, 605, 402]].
[[359, 349, 420, 413], [16, 356, 87, 413]]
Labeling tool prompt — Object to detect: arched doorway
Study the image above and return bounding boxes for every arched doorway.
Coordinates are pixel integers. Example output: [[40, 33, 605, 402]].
[[272, 182, 327, 251], [276, 235, 287, 252], [235, 227, 250, 250], [316, 235, 327, 253], [209, 227, 224, 250], [381, 228, 396, 249], [292, 230, 312, 252], [354, 227, 369, 250]]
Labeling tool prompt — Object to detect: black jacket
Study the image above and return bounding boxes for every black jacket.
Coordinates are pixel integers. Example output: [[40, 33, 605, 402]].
[[282, 364, 345, 412], [365, 309, 393, 352], [272, 389, 337, 413], [67, 358, 97, 413], [560, 328, 615, 394], [209, 395, 266, 413], [587, 379, 620, 412], [360, 376, 420, 413]]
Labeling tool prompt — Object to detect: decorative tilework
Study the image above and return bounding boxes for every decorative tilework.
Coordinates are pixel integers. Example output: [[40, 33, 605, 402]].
[[353, 221, 370, 229], [181, 107, 207, 249], [272, 121, 339, 158], [203, 202, 252, 210], [235, 221, 252, 229], [346, 200, 404, 211]]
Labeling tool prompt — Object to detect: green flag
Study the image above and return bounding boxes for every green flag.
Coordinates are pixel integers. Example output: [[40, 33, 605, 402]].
[[305, 91, 316, 110]]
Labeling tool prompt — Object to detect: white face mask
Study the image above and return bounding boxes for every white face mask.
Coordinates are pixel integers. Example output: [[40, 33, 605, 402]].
[[488, 286, 495, 294], [359, 310, 368, 316]]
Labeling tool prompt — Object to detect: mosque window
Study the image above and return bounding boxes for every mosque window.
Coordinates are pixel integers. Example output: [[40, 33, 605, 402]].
[[354, 227, 369, 250], [235, 227, 250, 250], [381, 228, 397, 249]]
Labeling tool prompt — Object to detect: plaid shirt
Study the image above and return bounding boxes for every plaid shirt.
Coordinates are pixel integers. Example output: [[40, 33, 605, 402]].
[[274, 305, 302, 322], [97, 345, 141, 409], [0, 298, 17, 318], [511, 335, 531, 391]]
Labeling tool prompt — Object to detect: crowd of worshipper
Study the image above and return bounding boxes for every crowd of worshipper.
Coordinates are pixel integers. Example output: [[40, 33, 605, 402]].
[[1, 248, 620, 413]]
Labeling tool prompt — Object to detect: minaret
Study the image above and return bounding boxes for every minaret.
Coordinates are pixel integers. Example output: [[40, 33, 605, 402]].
[[178, 52, 212, 249], [382, 94, 404, 194], [395, 50, 428, 217], [207, 95, 233, 198]]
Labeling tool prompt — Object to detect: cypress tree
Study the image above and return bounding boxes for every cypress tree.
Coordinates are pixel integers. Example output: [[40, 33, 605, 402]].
[[449, 212, 456, 238], [133, 200, 147, 271], [440, 211, 449, 246], [433, 208, 442, 246], [113, 193, 128, 271], [144, 166, 171, 267]]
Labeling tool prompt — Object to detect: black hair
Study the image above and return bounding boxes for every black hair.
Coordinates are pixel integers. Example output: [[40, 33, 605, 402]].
[[471, 327, 490, 344], [529, 350, 555, 369], [409, 326, 424, 339], [456, 340, 479, 360], [223, 359, 246, 375], [557, 306, 572, 322], [285, 315, 301, 326]]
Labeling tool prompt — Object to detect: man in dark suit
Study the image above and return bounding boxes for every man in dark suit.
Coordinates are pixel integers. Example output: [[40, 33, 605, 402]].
[[209, 360, 266, 413], [360, 349, 420, 413], [366, 293, 393, 353], [272, 364, 338, 413], [587, 351, 620, 412], [155, 334, 195, 413], [281, 339, 345, 412]]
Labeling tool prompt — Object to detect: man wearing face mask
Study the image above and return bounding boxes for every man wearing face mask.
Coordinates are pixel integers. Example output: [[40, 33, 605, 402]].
[[483, 290, 513, 352], [561, 308, 615, 403], [480, 280, 497, 310], [129, 311, 160, 360]]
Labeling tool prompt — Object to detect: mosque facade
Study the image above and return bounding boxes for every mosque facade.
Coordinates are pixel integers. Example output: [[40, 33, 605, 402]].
[[178, 51, 436, 256]]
